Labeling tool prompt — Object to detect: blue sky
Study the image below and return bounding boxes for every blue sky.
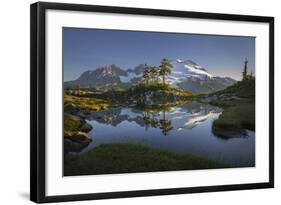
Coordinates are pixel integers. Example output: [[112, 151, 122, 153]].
[[63, 27, 255, 81]]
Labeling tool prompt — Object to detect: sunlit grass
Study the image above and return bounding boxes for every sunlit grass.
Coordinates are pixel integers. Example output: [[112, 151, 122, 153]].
[[64, 94, 110, 112], [64, 116, 82, 132]]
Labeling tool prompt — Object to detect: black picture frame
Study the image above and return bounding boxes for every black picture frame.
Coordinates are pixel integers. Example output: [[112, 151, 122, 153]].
[[30, 2, 274, 203]]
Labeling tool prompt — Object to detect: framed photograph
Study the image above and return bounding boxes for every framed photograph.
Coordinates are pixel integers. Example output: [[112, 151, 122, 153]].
[[30, 2, 274, 203]]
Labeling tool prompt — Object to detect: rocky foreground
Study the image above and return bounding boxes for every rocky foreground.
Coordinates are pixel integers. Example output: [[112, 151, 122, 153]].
[[64, 114, 93, 154]]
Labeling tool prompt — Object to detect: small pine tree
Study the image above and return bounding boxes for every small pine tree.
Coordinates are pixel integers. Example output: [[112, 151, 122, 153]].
[[150, 66, 159, 84], [242, 58, 248, 80], [159, 58, 173, 85], [143, 64, 150, 86], [250, 70, 253, 79]]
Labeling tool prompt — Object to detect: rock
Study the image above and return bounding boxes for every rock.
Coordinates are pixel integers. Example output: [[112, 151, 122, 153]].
[[64, 103, 79, 114], [65, 113, 82, 121], [64, 131, 92, 153], [80, 122, 93, 132], [200, 95, 218, 103], [64, 131, 91, 142], [64, 114, 87, 133], [229, 96, 241, 100], [64, 139, 84, 153]]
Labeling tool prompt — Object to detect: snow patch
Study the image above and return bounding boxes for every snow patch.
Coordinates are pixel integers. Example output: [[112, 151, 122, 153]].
[[166, 59, 213, 86], [120, 72, 142, 83]]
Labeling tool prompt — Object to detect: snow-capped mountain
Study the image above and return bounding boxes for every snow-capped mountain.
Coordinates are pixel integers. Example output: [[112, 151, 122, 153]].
[[64, 59, 236, 93], [165, 59, 236, 93], [166, 59, 213, 86], [64, 64, 144, 87]]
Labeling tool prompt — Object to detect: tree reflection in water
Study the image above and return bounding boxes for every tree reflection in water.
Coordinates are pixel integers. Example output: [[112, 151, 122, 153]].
[[86, 102, 224, 136], [142, 106, 173, 135]]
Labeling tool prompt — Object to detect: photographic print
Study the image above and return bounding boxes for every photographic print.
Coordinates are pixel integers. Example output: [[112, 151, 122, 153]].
[[63, 28, 255, 176], [30, 2, 274, 202]]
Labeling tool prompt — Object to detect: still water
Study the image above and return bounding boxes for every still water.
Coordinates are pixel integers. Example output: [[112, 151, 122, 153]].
[[82, 102, 255, 167]]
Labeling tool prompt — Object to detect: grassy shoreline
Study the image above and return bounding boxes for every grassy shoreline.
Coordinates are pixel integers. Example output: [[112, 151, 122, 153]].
[[208, 78, 255, 138], [64, 143, 226, 176], [212, 100, 255, 138]]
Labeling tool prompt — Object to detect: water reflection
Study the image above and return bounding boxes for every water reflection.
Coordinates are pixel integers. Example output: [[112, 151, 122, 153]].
[[86, 102, 223, 133], [80, 102, 254, 167]]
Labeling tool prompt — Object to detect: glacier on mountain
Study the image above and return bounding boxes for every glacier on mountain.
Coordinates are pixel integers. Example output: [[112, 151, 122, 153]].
[[166, 59, 213, 87]]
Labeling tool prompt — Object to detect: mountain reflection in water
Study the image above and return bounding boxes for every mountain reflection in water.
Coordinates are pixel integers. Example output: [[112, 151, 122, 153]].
[[82, 101, 255, 167]]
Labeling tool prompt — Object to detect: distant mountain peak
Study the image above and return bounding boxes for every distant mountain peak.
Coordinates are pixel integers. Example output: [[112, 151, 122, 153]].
[[64, 59, 236, 93], [167, 59, 213, 88]]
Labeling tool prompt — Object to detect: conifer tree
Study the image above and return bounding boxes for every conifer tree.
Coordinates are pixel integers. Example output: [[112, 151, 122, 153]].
[[242, 58, 248, 80], [159, 58, 173, 85]]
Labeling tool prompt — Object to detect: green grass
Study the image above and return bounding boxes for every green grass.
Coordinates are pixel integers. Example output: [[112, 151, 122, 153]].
[[132, 83, 193, 107], [64, 83, 193, 111], [64, 114, 92, 136], [64, 143, 225, 176], [64, 115, 83, 132], [134, 83, 193, 96], [64, 94, 110, 113], [134, 83, 173, 92], [214, 78, 255, 99], [208, 78, 255, 138], [212, 100, 255, 138]]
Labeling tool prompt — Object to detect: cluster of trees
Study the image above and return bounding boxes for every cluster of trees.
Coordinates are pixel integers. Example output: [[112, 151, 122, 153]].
[[142, 58, 173, 86]]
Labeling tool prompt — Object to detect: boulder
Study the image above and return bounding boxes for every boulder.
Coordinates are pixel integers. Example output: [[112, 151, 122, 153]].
[[80, 122, 93, 132], [64, 103, 79, 114], [64, 139, 84, 153], [64, 131, 91, 142], [64, 131, 92, 153], [65, 113, 84, 122]]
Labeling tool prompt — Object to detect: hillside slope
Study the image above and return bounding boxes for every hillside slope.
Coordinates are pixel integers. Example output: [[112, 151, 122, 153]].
[[202, 78, 255, 138]]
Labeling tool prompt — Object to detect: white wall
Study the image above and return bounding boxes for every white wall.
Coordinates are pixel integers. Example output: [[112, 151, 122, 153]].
[[0, 0, 279, 204]]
